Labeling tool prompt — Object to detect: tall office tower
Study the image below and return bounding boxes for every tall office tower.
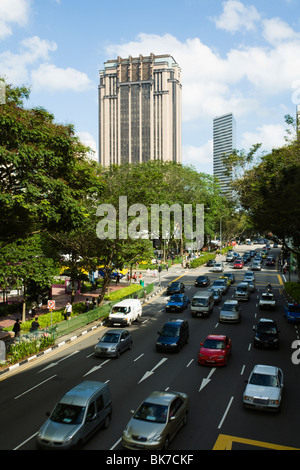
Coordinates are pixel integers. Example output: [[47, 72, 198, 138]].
[[213, 112, 236, 195], [99, 54, 182, 166]]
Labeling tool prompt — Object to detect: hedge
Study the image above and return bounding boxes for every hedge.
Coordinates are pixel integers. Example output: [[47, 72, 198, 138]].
[[284, 282, 300, 303], [189, 253, 216, 269]]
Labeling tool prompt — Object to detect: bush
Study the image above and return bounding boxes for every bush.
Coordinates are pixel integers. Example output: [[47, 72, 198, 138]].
[[104, 284, 143, 302], [284, 282, 300, 303], [190, 253, 216, 269], [7, 334, 55, 365]]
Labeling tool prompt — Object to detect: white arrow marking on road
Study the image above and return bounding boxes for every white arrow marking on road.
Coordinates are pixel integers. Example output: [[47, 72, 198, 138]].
[[83, 359, 111, 377], [199, 367, 216, 392], [38, 351, 80, 373], [138, 358, 168, 384]]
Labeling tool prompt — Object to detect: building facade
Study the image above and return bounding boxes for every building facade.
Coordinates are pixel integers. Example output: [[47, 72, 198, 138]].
[[98, 54, 182, 166], [213, 112, 236, 195]]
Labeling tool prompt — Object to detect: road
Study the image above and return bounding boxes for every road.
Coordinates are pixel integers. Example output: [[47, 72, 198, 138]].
[[1, 245, 299, 451]]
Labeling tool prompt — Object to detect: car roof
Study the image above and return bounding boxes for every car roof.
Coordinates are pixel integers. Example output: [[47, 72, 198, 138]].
[[258, 318, 275, 323], [252, 365, 278, 375], [206, 334, 227, 340], [60, 381, 107, 406], [145, 390, 180, 406], [223, 300, 238, 305], [165, 318, 185, 326]]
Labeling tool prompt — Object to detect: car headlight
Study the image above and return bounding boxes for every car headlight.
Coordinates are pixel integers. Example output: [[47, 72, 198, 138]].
[[147, 432, 163, 443], [244, 395, 254, 402]]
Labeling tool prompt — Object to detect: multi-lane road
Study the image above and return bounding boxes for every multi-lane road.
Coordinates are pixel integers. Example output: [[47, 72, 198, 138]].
[[1, 245, 300, 451]]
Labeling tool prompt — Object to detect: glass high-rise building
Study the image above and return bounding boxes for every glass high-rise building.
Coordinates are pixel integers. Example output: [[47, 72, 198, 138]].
[[98, 54, 182, 166], [213, 112, 236, 195]]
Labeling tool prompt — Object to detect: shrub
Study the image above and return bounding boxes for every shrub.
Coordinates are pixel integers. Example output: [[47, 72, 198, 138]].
[[284, 282, 300, 303], [7, 334, 55, 364], [104, 284, 143, 302]]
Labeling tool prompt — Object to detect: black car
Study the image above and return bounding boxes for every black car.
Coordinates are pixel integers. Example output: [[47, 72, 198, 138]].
[[194, 275, 210, 287], [156, 319, 189, 353], [207, 259, 216, 267], [253, 318, 280, 349], [166, 282, 185, 295]]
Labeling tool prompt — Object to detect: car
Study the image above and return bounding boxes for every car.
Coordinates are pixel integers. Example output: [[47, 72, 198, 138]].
[[243, 253, 250, 263], [259, 292, 276, 310], [94, 329, 132, 358], [219, 300, 241, 323], [213, 262, 224, 272], [252, 261, 262, 271], [226, 253, 234, 262], [207, 259, 216, 267], [208, 288, 222, 305], [122, 390, 189, 450], [212, 279, 229, 294], [166, 282, 185, 296], [243, 365, 284, 412], [156, 319, 189, 352], [242, 278, 255, 293], [108, 299, 142, 326], [284, 303, 300, 323], [253, 318, 280, 349], [166, 294, 189, 312], [233, 258, 244, 269], [218, 275, 231, 287], [223, 272, 235, 284], [266, 256, 276, 266], [198, 335, 232, 366], [36, 381, 112, 449], [194, 275, 210, 287], [235, 282, 250, 301], [244, 271, 255, 282]]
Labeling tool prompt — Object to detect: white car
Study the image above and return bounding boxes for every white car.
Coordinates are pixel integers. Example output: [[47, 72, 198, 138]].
[[213, 262, 224, 272], [243, 365, 284, 412], [259, 293, 276, 310]]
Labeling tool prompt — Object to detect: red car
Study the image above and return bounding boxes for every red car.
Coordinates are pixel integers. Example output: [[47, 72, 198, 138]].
[[234, 258, 244, 269], [198, 335, 232, 366]]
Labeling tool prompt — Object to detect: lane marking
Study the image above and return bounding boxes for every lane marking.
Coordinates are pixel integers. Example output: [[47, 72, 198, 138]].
[[14, 375, 57, 400]]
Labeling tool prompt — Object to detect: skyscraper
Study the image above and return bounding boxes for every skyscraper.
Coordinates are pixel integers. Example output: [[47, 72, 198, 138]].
[[98, 54, 182, 166], [213, 112, 236, 195]]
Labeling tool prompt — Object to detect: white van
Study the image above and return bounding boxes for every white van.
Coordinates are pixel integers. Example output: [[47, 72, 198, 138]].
[[37, 381, 112, 449], [109, 299, 142, 326], [191, 290, 214, 318]]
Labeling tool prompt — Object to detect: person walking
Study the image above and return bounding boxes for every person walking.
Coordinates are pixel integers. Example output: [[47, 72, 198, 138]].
[[12, 318, 21, 338], [64, 301, 72, 321], [30, 317, 40, 332]]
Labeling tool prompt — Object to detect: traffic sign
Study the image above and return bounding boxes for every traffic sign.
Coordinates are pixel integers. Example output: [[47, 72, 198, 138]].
[[48, 300, 55, 310]]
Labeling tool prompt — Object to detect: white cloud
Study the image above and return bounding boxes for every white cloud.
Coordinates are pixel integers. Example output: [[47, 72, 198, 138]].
[[0, 0, 31, 40], [262, 17, 300, 45], [0, 36, 57, 83], [31, 63, 93, 92], [240, 124, 287, 152], [77, 131, 98, 161], [214, 0, 261, 34], [183, 141, 213, 173]]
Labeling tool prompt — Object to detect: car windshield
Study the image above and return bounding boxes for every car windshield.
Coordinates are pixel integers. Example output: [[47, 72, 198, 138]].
[[261, 294, 274, 300], [170, 283, 180, 288], [161, 325, 180, 337], [222, 304, 237, 311], [134, 401, 168, 423], [289, 305, 300, 313], [213, 281, 224, 286], [237, 285, 247, 292], [203, 339, 225, 349], [249, 373, 278, 387], [192, 298, 208, 306], [100, 333, 120, 343], [258, 323, 277, 334], [197, 277, 206, 281], [50, 403, 85, 425], [112, 306, 127, 313], [169, 295, 182, 303]]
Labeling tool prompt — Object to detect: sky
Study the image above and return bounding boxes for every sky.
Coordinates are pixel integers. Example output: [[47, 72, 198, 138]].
[[1, 0, 300, 174]]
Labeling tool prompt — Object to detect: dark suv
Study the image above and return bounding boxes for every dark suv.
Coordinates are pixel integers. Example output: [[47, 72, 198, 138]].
[[156, 319, 189, 353], [253, 318, 280, 349], [166, 282, 185, 295]]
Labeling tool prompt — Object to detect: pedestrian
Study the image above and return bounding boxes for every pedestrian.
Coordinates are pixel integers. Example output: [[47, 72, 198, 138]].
[[12, 318, 21, 338], [64, 301, 72, 321], [116, 273, 120, 284], [31, 300, 37, 318], [92, 297, 97, 309], [97, 295, 101, 307], [30, 317, 40, 332], [85, 298, 90, 312]]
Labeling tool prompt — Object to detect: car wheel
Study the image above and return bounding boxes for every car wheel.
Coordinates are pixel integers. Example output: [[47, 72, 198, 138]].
[[128, 341, 132, 350], [183, 411, 188, 426], [103, 413, 111, 429], [116, 350, 121, 359]]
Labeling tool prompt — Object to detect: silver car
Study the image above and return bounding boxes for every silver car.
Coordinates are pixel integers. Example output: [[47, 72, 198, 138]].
[[243, 365, 283, 412], [122, 390, 189, 450], [94, 329, 132, 358], [219, 300, 241, 323]]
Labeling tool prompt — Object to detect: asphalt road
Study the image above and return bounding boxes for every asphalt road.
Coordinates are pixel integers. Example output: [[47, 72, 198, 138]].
[[1, 245, 299, 451]]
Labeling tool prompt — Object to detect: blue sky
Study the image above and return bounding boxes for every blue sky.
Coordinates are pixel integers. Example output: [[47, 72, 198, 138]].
[[1, 0, 300, 173]]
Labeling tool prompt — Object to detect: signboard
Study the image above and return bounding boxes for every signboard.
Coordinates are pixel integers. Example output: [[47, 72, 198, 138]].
[[48, 300, 55, 310], [0, 341, 6, 363]]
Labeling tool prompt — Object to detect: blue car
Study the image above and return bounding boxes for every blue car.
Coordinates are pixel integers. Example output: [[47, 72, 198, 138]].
[[284, 303, 300, 323], [166, 294, 190, 312]]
